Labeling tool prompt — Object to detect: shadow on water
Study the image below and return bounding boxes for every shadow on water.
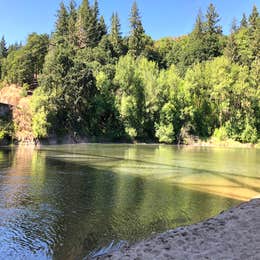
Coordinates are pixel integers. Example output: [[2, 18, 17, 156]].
[[0, 145, 258, 259]]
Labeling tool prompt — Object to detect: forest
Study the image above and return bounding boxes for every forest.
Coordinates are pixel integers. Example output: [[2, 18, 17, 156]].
[[0, 0, 259, 144]]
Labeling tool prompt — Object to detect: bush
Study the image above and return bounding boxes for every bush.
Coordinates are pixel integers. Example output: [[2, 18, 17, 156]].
[[21, 83, 30, 97], [125, 127, 137, 140], [241, 124, 258, 144], [155, 123, 175, 144], [213, 126, 229, 141]]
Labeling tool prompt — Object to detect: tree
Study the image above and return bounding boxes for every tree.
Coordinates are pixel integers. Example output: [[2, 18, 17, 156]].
[[55, 2, 69, 39], [0, 36, 8, 58], [188, 10, 207, 63], [203, 3, 223, 58], [98, 16, 107, 40], [109, 12, 123, 57], [231, 18, 238, 34], [193, 9, 204, 38], [128, 1, 145, 57], [76, 0, 98, 48], [224, 33, 239, 63], [114, 55, 145, 139], [2, 33, 49, 85], [248, 5, 260, 61], [93, 0, 106, 42], [249, 5, 259, 30], [205, 3, 222, 34], [240, 13, 248, 28], [7, 42, 22, 55], [68, 0, 78, 45], [224, 19, 239, 63]]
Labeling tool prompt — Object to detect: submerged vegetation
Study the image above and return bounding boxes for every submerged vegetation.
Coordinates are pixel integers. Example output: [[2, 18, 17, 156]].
[[0, 1, 259, 144]]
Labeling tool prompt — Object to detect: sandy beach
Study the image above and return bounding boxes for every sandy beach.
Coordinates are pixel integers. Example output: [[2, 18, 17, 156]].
[[100, 199, 260, 259]]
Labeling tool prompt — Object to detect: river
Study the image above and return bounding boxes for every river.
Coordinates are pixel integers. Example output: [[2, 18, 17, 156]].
[[0, 144, 259, 259]]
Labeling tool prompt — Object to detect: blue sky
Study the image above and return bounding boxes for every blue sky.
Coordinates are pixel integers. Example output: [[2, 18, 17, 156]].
[[0, 0, 258, 45]]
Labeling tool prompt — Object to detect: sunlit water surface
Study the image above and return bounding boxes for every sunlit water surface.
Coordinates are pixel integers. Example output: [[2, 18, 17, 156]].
[[0, 144, 259, 259]]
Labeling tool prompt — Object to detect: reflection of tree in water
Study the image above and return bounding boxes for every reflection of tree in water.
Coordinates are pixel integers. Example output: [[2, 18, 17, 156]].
[[0, 147, 15, 169], [0, 145, 258, 259]]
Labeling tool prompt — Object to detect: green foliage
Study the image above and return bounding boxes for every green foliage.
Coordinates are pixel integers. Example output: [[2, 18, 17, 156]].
[[155, 123, 175, 143], [213, 126, 229, 141], [109, 12, 124, 58], [0, 36, 8, 58], [1, 33, 49, 85], [241, 123, 258, 144], [21, 83, 30, 97], [1, 0, 259, 144], [0, 114, 13, 143], [128, 2, 146, 57], [55, 2, 69, 39]]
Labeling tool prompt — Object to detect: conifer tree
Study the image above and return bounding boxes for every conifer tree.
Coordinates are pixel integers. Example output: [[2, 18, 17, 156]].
[[0, 36, 8, 58], [188, 9, 207, 63], [193, 9, 204, 38], [55, 2, 69, 39], [225, 34, 239, 63], [68, 0, 78, 45], [248, 5, 259, 60], [110, 12, 123, 57], [77, 0, 97, 48], [231, 18, 238, 34], [249, 5, 259, 30], [98, 16, 107, 40], [92, 0, 101, 42], [93, 0, 99, 22], [204, 3, 222, 58], [128, 1, 145, 57], [240, 13, 248, 28], [205, 3, 222, 34], [224, 21, 239, 63]]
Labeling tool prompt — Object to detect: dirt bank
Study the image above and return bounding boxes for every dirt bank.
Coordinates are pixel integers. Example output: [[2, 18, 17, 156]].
[[101, 199, 260, 259]]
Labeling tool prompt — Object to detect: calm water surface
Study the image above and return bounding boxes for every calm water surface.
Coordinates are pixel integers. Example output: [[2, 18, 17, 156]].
[[0, 144, 259, 259]]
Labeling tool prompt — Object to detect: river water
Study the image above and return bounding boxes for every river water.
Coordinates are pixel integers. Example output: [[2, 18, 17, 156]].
[[0, 144, 259, 259]]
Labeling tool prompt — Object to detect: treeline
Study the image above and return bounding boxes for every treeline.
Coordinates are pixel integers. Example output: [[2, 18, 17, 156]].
[[0, 1, 259, 144]]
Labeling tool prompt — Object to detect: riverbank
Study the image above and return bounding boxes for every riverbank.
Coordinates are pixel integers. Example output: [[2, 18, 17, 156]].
[[100, 198, 260, 259]]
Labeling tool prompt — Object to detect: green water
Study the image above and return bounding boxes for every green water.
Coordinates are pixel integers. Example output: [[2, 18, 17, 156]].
[[0, 144, 259, 259]]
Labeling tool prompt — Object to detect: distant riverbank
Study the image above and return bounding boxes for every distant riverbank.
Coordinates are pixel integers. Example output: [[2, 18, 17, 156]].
[[100, 198, 260, 259], [5, 136, 259, 149]]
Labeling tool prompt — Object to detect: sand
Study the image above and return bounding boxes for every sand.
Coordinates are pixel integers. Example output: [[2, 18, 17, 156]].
[[100, 199, 260, 260]]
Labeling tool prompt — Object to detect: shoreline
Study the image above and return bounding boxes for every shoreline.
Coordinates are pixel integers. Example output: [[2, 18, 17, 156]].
[[99, 199, 260, 259], [0, 139, 259, 148]]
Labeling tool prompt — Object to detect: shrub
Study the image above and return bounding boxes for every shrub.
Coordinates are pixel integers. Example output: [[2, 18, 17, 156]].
[[241, 124, 258, 144], [155, 123, 175, 144], [213, 126, 228, 141]]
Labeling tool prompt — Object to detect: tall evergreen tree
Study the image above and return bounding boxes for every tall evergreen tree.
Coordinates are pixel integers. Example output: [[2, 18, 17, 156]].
[[55, 2, 69, 39], [76, 0, 97, 48], [248, 5, 260, 61], [98, 16, 107, 40], [187, 9, 207, 63], [193, 9, 204, 38], [128, 1, 145, 57], [240, 13, 248, 28], [110, 12, 123, 57], [205, 3, 222, 34], [231, 18, 238, 34], [93, 0, 99, 21], [68, 0, 78, 45], [204, 3, 223, 58], [0, 36, 8, 58], [224, 23, 239, 63], [249, 5, 259, 30], [92, 0, 101, 41]]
